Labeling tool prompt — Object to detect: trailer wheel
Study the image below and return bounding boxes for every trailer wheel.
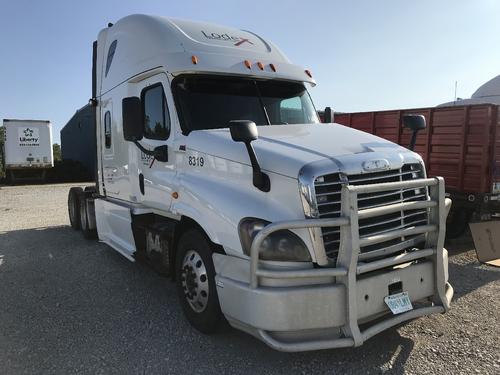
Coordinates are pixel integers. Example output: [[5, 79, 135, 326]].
[[176, 229, 222, 333], [79, 192, 97, 239], [446, 208, 470, 239], [68, 187, 83, 230]]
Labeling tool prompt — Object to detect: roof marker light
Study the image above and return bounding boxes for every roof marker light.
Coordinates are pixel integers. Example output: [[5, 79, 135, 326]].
[[244, 60, 252, 69], [269, 63, 276, 72], [257, 62, 264, 71], [305, 69, 313, 78], [191, 55, 198, 65]]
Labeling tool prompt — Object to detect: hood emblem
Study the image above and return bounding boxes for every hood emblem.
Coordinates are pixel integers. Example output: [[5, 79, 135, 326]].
[[362, 159, 390, 172]]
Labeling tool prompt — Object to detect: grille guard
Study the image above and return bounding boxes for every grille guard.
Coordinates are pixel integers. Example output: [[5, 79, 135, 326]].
[[248, 177, 453, 351]]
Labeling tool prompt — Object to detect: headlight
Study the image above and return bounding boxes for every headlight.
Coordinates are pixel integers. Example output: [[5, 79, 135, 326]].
[[238, 218, 312, 262]]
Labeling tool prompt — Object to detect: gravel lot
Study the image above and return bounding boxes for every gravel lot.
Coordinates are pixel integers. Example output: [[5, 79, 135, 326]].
[[0, 183, 499, 374]]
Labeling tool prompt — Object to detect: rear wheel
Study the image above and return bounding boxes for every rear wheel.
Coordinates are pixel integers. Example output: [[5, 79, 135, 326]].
[[79, 191, 97, 239], [176, 229, 222, 333], [68, 187, 83, 230]]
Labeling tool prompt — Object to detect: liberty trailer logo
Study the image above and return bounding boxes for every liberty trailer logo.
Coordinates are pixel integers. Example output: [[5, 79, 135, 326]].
[[201, 30, 254, 46], [18, 127, 40, 146]]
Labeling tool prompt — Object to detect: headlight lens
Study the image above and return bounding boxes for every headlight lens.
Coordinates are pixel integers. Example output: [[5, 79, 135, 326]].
[[238, 218, 312, 262]]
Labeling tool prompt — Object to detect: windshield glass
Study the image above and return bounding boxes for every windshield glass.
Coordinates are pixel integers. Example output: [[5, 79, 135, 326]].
[[173, 75, 320, 132]]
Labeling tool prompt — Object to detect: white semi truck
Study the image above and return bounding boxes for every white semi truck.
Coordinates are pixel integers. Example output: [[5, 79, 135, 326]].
[[67, 14, 453, 351], [2, 119, 54, 182]]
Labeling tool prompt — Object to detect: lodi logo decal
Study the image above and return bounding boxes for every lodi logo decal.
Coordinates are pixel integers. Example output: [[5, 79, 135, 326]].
[[201, 30, 254, 47], [18, 127, 40, 147]]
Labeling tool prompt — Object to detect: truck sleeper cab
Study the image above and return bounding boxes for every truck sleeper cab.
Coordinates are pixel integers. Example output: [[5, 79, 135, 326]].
[[67, 14, 453, 351]]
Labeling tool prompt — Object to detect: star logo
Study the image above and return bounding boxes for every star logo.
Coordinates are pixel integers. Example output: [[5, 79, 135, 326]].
[[24, 128, 34, 137]]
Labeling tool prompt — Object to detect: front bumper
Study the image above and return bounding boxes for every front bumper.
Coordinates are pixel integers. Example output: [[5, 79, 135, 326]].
[[215, 254, 453, 351], [214, 177, 454, 351]]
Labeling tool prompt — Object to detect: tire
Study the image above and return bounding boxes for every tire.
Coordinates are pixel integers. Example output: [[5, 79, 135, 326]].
[[446, 208, 470, 239], [176, 229, 223, 333], [7, 170, 15, 185], [79, 191, 97, 239], [68, 187, 83, 230]]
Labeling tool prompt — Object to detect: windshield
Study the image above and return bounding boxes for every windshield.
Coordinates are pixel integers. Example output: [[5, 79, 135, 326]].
[[173, 75, 320, 132]]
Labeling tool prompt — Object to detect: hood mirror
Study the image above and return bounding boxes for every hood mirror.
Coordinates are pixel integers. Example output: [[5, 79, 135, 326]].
[[229, 120, 258, 142], [323, 107, 334, 123], [229, 120, 270, 192], [403, 114, 426, 151]]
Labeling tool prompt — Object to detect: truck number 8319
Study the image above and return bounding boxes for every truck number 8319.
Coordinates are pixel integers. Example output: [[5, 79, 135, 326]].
[[188, 156, 204, 167]]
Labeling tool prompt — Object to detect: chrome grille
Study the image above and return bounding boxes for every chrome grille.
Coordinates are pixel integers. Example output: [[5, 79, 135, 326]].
[[314, 164, 428, 262]]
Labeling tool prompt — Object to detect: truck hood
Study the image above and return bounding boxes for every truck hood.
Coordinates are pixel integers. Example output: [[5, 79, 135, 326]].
[[185, 124, 414, 178]]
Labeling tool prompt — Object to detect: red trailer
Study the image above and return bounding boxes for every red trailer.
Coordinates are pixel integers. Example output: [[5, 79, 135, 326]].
[[325, 104, 500, 237]]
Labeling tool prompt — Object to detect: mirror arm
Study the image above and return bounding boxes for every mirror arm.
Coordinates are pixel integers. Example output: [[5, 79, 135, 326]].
[[133, 140, 155, 156], [133, 141, 168, 163], [409, 131, 419, 151], [244, 142, 270, 192]]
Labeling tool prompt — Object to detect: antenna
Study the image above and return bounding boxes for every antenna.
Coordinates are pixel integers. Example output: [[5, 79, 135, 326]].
[[454, 81, 458, 105]]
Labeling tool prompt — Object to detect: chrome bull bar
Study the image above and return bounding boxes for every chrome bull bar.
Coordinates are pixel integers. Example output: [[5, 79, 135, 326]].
[[249, 177, 453, 351]]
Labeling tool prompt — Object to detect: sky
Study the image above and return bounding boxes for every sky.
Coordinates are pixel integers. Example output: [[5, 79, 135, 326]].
[[1, 0, 499, 143]]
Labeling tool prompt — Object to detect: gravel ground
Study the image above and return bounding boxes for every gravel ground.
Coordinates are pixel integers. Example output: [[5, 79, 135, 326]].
[[0, 183, 499, 374]]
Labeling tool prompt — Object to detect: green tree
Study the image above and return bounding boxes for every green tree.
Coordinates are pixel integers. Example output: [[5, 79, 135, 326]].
[[52, 143, 62, 162]]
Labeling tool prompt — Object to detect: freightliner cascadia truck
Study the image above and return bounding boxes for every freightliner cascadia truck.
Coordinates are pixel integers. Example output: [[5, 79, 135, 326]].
[[67, 14, 453, 351]]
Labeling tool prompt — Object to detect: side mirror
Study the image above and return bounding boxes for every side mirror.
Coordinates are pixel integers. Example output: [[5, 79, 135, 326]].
[[122, 97, 143, 141], [323, 107, 334, 123], [402, 115, 426, 151], [229, 120, 258, 142], [228, 120, 270, 192]]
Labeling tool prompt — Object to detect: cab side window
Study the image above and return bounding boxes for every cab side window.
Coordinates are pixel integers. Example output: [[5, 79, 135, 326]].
[[104, 111, 112, 148], [142, 84, 170, 140]]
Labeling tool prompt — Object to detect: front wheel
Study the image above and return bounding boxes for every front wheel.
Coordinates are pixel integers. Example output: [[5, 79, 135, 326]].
[[446, 207, 470, 239], [175, 229, 223, 333]]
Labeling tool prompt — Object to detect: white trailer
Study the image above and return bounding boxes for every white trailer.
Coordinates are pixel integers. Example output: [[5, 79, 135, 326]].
[[67, 14, 453, 351], [2, 119, 54, 182]]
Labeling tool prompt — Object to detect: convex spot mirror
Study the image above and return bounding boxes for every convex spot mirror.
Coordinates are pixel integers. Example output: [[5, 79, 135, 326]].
[[122, 97, 143, 141], [403, 115, 426, 131], [153, 145, 169, 162]]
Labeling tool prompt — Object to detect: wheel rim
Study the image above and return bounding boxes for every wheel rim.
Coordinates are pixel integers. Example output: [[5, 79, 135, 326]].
[[180, 250, 209, 313]]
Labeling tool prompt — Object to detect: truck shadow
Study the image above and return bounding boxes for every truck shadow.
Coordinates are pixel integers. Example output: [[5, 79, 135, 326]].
[[448, 257, 500, 299], [0, 225, 496, 374], [445, 232, 500, 299], [445, 231, 475, 256]]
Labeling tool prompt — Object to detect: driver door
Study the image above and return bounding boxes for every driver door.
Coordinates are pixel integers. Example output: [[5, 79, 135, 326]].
[[130, 73, 176, 212]]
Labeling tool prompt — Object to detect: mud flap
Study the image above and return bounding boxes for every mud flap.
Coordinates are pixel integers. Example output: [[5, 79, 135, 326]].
[[469, 221, 500, 267]]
